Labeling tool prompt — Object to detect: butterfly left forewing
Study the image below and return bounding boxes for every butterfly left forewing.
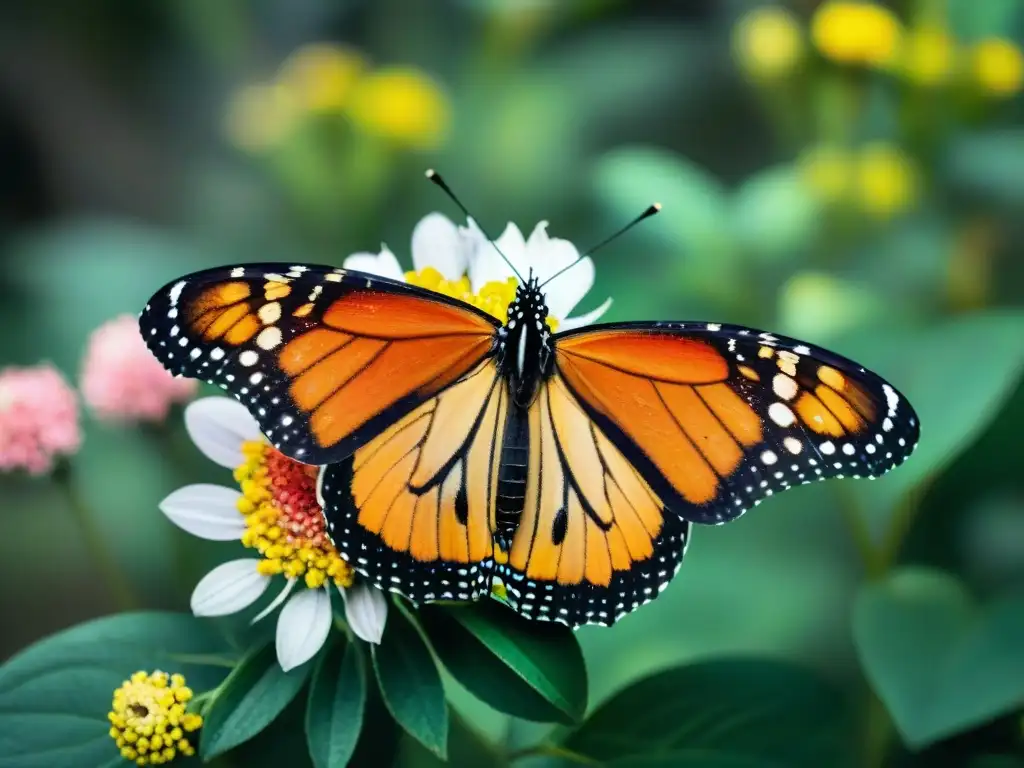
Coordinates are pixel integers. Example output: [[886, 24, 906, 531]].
[[552, 322, 920, 525], [140, 263, 499, 465]]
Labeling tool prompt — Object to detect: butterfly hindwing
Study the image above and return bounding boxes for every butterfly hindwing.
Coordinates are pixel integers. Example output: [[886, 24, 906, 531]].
[[554, 322, 920, 525], [319, 360, 508, 603], [140, 263, 499, 465], [496, 375, 691, 627]]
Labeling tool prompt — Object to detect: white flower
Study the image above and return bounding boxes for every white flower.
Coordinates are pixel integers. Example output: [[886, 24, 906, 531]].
[[343, 212, 612, 330], [159, 396, 388, 671]]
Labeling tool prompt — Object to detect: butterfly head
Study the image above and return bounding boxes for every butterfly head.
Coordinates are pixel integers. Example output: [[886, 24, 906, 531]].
[[499, 274, 552, 407]]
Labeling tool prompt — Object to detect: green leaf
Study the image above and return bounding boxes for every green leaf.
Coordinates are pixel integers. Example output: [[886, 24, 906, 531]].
[[732, 165, 820, 265], [0, 612, 231, 768], [833, 311, 1024, 534], [372, 606, 448, 758], [561, 658, 849, 767], [417, 607, 571, 724], [306, 639, 366, 768], [946, 131, 1024, 204], [200, 642, 312, 759], [853, 568, 1024, 748], [396, 711, 500, 768], [609, 756, 782, 768], [447, 600, 588, 722]]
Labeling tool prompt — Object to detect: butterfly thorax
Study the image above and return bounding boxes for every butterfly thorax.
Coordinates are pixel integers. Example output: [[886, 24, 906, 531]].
[[496, 277, 553, 409]]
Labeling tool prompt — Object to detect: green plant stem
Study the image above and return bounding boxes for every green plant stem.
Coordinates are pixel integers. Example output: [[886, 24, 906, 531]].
[[836, 487, 884, 580], [53, 461, 138, 610], [507, 743, 599, 765], [863, 690, 893, 768]]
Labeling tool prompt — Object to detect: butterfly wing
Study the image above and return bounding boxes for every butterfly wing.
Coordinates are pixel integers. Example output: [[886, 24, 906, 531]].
[[140, 263, 499, 465], [497, 374, 691, 627], [552, 322, 920, 525], [318, 359, 508, 602]]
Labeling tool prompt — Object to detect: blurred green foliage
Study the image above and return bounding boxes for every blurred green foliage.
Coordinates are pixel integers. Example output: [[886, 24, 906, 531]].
[[1, 0, 1024, 766]]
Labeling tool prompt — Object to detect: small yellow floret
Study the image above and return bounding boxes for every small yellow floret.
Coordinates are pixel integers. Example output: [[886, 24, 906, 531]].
[[811, 2, 903, 67], [733, 6, 804, 80], [107, 671, 202, 766], [973, 38, 1024, 96]]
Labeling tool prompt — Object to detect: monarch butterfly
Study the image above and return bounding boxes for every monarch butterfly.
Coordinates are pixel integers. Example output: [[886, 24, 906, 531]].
[[140, 195, 918, 629]]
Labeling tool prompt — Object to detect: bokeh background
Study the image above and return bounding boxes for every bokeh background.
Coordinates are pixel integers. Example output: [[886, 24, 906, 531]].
[[2, 0, 1024, 764]]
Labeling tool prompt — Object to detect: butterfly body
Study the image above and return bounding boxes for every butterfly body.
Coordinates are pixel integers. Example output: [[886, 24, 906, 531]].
[[141, 261, 919, 627]]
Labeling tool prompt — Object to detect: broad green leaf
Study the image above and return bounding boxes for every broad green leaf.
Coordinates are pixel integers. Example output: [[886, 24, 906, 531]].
[[609, 756, 782, 768], [200, 643, 311, 759], [0, 612, 231, 768], [561, 658, 849, 767], [833, 311, 1024, 535], [417, 607, 570, 724], [946, 131, 1024, 204], [777, 271, 889, 344], [853, 568, 1024, 748], [372, 607, 448, 758], [732, 165, 820, 265], [448, 601, 587, 722], [306, 639, 366, 768]]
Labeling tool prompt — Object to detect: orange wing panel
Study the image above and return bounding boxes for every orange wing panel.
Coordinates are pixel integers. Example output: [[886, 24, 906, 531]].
[[324, 290, 497, 338], [557, 330, 729, 383]]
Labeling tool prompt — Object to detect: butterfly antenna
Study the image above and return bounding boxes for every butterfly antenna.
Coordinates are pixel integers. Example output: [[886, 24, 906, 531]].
[[539, 202, 661, 289], [425, 169, 525, 283]]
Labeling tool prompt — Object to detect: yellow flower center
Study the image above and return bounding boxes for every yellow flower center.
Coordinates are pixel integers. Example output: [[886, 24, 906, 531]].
[[811, 1, 903, 68], [405, 267, 559, 331], [234, 442, 354, 589], [108, 671, 202, 766]]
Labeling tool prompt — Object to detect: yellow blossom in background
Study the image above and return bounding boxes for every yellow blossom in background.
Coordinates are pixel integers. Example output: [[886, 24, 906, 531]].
[[348, 67, 450, 149], [855, 143, 918, 218], [224, 82, 298, 152], [798, 144, 853, 202], [811, 1, 902, 68], [972, 38, 1024, 97], [279, 43, 366, 113], [108, 670, 202, 765], [733, 6, 804, 81], [902, 25, 956, 86]]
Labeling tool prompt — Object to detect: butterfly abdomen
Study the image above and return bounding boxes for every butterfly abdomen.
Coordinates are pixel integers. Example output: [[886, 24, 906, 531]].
[[495, 406, 530, 548]]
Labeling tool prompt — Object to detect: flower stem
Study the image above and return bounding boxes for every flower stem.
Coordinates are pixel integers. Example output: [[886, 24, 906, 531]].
[[52, 461, 138, 610]]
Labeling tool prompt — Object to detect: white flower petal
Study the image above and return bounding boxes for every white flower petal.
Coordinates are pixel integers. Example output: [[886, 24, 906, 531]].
[[341, 582, 389, 644], [190, 559, 269, 616], [468, 220, 528, 291], [343, 246, 405, 281], [559, 296, 614, 331], [541, 252, 594, 322], [276, 588, 333, 671], [411, 213, 469, 279], [159, 484, 245, 541], [252, 577, 298, 623], [185, 397, 262, 469]]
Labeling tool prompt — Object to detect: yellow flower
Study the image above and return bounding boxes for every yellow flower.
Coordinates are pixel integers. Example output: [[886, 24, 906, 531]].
[[108, 670, 202, 766], [224, 82, 298, 152], [733, 6, 804, 80], [348, 67, 450, 149], [972, 38, 1024, 97], [798, 144, 853, 202], [902, 25, 956, 86], [811, 1, 903, 67], [855, 143, 917, 218], [279, 43, 366, 113]]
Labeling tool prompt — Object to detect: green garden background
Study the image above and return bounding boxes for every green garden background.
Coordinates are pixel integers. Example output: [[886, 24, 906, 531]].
[[1, 1, 1023, 766]]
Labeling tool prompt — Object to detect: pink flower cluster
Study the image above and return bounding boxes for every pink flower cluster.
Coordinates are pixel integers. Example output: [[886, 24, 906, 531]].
[[1, 314, 198, 475], [80, 314, 198, 423], [0, 364, 82, 474]]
